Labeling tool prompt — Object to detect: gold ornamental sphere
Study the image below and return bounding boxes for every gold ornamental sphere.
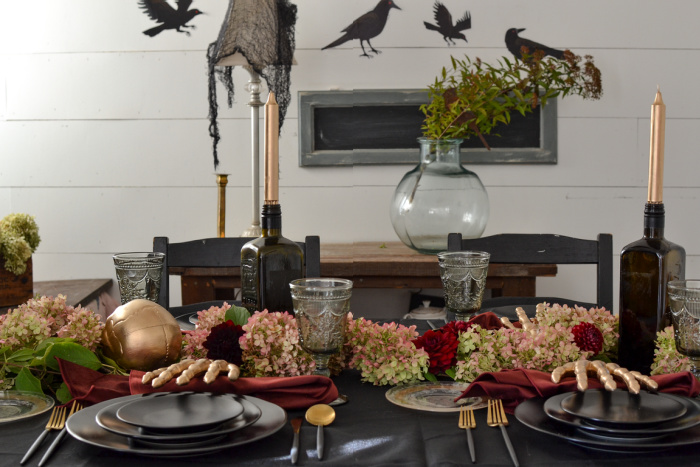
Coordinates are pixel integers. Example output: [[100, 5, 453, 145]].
[[102, 299, 182, 371]]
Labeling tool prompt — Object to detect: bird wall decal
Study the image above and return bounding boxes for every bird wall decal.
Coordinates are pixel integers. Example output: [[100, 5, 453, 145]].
[[322, 0, 401, 58], [139, 0, 203, 37], [424, 1, 471, 46], [505, 28, 564, 60]]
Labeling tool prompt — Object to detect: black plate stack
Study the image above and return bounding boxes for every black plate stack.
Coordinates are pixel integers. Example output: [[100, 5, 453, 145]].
[[66, 392, 287, 456], [515, 389, 700, 452]]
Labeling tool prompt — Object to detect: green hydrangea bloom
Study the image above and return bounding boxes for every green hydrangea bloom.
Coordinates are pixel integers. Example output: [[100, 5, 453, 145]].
[[0, 213, 40, 275]]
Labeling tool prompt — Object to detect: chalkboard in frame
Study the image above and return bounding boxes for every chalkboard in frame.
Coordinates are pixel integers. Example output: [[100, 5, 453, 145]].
[[298, 89, 557, 167]]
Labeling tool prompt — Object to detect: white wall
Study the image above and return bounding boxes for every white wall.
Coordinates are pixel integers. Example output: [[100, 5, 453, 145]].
[[1, 0, 699, 317]]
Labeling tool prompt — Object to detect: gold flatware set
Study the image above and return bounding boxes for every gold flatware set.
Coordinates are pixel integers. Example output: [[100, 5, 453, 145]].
[[459, 399, 519, 467], [21, 401, 82, 466]]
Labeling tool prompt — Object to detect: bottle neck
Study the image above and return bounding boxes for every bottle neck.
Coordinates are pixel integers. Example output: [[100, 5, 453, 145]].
[[643, 202, 665, 239], [418, 138, 463, 165], [261, 203, 282, 237]]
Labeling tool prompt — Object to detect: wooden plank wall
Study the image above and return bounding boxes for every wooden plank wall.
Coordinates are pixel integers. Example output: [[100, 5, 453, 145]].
[[1, 0, 699, 313]]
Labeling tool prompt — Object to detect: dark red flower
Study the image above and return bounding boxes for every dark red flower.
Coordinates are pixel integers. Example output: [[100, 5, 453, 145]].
[[442, 320, 472, 336], [412, 329, 459, 374], [203, 320, 245, 365], [571, 322, 604, 355]]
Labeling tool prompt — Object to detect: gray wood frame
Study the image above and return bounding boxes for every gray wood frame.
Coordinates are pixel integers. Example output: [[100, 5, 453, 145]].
[[298, 89, 558, 167]]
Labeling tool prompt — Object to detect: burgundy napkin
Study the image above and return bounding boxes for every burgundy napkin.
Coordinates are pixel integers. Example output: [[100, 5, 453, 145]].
[[457, 368, 700, 413], [58, 358, 339, 410]]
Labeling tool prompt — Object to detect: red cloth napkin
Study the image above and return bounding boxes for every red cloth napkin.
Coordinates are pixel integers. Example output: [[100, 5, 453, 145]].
[[58, 358, 339, 410], [457, 368, 700, 413]]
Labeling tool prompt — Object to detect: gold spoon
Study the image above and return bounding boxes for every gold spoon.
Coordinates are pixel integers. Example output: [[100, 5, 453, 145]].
[[305, 404, 336, 460]]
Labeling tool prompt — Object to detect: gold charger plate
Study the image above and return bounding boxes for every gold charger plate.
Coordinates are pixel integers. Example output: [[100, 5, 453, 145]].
[[385, 382, 484, 412], [0, 391, 55, 423]]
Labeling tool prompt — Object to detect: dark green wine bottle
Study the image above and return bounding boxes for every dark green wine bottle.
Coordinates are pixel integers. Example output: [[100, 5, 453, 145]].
[[240, 203, 304, 314], [618, 203, 685, 373]]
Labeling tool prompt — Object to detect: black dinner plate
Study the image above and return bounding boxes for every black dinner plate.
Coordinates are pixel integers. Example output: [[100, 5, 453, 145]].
[[116, 392, 244, 432], [544, 391, 700, 437], [96, 393, 261, 441], [560, 389, 686, 428], [66, 394, 287, 456], [515, 396, 700, 452]]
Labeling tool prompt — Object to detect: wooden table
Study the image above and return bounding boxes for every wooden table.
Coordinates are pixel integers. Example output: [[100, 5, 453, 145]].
[[1, 279, 113, 313], [178, 242, 557, 305]]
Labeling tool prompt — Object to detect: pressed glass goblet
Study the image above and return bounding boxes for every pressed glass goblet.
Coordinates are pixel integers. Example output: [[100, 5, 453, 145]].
[[668, 280, 700, 378], [437, 251, 490, 321], [290, 278, 353, 377], [113, 252, 165, 304]]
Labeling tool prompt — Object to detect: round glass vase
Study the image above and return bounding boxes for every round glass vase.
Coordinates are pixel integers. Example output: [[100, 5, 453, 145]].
[[390, 138, 489, 254]]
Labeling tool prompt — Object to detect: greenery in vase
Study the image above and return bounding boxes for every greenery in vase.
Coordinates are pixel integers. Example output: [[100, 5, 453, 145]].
[[421, 50, 603, 143], [0, 213, 41, 275]]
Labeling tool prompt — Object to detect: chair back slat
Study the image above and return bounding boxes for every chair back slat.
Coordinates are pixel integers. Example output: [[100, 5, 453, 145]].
[[153, 235, 321, 314], [447, 232, 613, 311]]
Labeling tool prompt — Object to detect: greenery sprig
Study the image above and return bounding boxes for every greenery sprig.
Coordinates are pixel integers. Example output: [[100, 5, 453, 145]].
[[421, 50, 603, 142]]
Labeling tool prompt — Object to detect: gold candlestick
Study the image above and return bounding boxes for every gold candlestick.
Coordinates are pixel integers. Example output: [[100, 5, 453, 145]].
[[264, 92, 279, 205], [648, 87, 665, 204], [216, 174, 229, 237]]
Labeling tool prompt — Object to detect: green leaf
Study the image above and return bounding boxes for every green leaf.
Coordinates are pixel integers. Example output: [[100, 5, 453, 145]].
[[15, 367, 43, 394], [7, 348, 36, 363], [423, 372, 438, 382], [224, 306, 251, 326], [444, 368, 456, 379], [56, 382, 73, 404], [43, 342, 102, 372]]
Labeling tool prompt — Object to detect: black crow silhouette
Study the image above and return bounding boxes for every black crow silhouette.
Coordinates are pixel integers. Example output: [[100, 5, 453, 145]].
[[139, 0, 203, 37], [322, 0, 401, 58], [424, 1, 471, 46], [505, 28, 564, 60]]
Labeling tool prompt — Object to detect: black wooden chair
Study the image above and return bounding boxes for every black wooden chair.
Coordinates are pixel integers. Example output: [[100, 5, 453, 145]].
[[447, 233, 613, 312], [153, 236, 321, 320]]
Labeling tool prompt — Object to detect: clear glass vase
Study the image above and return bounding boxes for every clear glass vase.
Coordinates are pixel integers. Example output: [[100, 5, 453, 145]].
[[390, 138, 489, 254]]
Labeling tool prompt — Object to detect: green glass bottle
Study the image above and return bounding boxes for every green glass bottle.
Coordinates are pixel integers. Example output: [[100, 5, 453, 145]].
[[618, 203, 685, 373], [618, 88, 685, 373], [240, 91, 303, 314], [240, 203, 303, 314]]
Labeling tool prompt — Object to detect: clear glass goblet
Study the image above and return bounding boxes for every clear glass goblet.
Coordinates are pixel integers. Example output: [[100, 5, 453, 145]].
[[113, 252, 165, 304], [290, 278, 353, 377], [437, 251, 490, 321], [668, 280, 700, 379]]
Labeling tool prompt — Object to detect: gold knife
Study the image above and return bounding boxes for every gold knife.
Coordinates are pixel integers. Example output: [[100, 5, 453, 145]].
[[290, 418, 302, 464]]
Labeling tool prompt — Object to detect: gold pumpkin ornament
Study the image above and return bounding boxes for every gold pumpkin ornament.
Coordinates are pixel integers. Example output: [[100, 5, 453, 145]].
[[102, 299, 182, 371]]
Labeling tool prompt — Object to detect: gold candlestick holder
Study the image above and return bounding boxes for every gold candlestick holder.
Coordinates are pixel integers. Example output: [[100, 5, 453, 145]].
[[216, 174, 229, 238]]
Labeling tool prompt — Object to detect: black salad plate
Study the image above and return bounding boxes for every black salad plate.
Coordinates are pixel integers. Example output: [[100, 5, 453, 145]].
[[97, 393, 261, 441], [545, 391, 700, 436], [560, 389, 686, 427], [515, 396, 700, 452], [67, 394, 287, 456], [116, 392, 244, 432]]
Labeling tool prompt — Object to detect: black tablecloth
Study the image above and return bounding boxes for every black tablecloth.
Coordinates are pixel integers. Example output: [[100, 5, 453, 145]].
[[1, 368, 699, 467]]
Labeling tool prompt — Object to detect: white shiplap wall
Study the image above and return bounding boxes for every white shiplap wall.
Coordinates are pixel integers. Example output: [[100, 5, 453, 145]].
[[1, 0, 699, 317]]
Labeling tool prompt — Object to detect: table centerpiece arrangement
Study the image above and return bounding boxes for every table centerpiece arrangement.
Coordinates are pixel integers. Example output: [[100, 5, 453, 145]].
[[0, 213, 41, 307]]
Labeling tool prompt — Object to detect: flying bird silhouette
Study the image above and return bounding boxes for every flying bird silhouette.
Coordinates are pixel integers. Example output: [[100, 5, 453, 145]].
[[322, 0, 401, 58], [139, 0, 203, 37], [505, 28, 564, 60], [424, 1, 471, 46]]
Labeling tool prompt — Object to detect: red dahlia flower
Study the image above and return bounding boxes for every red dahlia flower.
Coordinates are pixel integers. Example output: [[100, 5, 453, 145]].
[[412, 330, 458, 374], [203, 320, 245, 365], [571, 322, 604, 355]]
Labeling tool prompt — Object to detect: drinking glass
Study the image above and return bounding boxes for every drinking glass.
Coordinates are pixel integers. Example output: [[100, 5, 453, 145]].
[[437, 251, 490, 321], [113, 252, 165, 304], [290, 278, 353, 377], [668, 280, 700, 378]]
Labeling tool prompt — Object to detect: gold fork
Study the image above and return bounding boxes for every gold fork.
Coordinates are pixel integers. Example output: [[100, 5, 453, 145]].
[[487, 399, 519, 467], [20, 405, 67, 464], [458, 405, 476, 463], [38, 401, 82, 467]]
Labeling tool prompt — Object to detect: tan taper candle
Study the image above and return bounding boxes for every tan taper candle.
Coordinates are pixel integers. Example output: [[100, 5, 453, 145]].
[[264, 92, 279, 205], [648, 87, 665, 203]]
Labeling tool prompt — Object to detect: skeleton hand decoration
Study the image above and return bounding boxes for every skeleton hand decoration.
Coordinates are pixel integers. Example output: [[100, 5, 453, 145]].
[[551, 359, 658, 394], [499, 307, 538, 336], [142, 358, 241, 388]]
